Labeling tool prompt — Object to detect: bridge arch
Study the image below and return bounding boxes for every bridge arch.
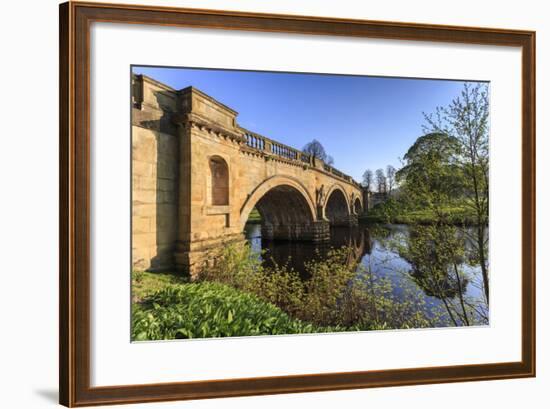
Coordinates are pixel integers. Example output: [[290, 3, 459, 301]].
[[240, 175, 316, 230], [323, 184, 351, 225]]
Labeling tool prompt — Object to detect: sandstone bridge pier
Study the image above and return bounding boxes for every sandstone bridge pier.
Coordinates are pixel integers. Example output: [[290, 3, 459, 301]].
[[132, 74, 366, 277]]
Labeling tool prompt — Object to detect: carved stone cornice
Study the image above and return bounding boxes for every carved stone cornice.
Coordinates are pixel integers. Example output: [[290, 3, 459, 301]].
[[240, 145, 267, 158], [172, 112, 246, 143]]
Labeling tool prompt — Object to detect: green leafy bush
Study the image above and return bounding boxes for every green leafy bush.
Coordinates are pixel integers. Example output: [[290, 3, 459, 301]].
[[132, 281, 325, 341]]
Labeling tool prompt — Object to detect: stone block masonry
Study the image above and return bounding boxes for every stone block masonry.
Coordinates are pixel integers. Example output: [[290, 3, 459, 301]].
[[132, 74, 366, 277]]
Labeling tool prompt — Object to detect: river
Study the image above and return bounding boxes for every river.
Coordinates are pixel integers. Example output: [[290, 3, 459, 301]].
[[244, 222, 488, 327]]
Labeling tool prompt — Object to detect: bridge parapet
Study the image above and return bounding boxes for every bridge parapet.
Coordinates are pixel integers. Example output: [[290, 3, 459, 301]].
[[240, 126, 360, 188], [241, 128, 311, 164], [322, 163, 361, 188]]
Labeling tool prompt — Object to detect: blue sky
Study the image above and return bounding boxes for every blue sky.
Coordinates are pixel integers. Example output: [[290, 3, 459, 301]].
[[133, 65, 472, 182]]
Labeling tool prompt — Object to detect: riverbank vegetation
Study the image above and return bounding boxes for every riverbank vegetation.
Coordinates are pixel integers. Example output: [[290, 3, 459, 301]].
[[199, 244, 430, 330], [360, 199, 476, 225], [132, 242, 464, 341]]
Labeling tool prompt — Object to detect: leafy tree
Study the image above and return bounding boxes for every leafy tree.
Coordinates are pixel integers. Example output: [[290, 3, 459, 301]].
[[396, 132, 462, 213], [392, 130, 487, 325], [375, 168, 387, 194], [423, 83, 490, 303], [302, 139, 334, 165], [362, 169, 374, 191]]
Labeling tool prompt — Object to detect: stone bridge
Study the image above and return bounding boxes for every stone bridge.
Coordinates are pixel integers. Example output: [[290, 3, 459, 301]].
[[132, 74, 365, 276]]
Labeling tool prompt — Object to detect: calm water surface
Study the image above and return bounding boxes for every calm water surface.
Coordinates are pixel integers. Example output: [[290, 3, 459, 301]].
[[244, 222, 488, 326]]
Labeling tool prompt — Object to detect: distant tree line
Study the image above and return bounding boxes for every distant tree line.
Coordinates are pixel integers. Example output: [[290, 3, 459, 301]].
[[362, 165, 397, 195]]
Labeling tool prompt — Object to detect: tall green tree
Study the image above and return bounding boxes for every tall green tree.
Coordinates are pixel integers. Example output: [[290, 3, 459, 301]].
[[396, 132, 462, 216], [394, 131, 485, 325], [423, 83, 490, 303]]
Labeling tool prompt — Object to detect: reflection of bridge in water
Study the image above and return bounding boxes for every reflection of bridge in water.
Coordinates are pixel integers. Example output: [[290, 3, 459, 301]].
[[245, 224, 373, 279], [131, 74, 367, 277]]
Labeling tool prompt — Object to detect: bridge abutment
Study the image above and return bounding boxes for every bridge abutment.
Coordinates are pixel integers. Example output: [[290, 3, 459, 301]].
[[174, 233, 246, 278]]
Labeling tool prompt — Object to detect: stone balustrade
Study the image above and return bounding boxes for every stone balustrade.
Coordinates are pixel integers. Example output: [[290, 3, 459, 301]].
[[241, 127, 359, 187]]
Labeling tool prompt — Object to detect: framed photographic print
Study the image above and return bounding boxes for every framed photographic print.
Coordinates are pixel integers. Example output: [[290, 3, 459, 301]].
[[59, 1, 536, 407]]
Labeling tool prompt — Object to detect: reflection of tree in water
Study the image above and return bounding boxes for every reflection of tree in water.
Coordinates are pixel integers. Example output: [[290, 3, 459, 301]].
[[410, 268, 468, 299], [407, 226, 469, 299], [399, 225, 481, 326]]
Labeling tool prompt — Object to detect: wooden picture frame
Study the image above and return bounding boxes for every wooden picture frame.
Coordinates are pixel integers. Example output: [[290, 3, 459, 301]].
[[59, 1, 536, 406]]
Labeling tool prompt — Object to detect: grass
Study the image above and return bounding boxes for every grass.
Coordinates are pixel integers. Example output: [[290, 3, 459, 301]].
[[132, 270, 188, 303], [360, 205, 478, 225]]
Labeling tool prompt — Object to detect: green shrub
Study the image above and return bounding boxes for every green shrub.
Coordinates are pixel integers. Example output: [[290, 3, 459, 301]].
[[199, 244, 305, 316], [132, 281, 325, 341], [299, 248, 356, 326]]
